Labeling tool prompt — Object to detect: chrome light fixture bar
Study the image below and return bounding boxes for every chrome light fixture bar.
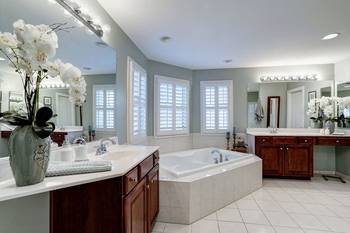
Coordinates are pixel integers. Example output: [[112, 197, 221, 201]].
[[55, 0, 104, 37], [260, 74, 318, 82]]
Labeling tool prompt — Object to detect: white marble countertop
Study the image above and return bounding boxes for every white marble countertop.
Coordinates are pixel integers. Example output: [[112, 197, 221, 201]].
[[0, 145, 159, 202], [246, 128, 350, 137]]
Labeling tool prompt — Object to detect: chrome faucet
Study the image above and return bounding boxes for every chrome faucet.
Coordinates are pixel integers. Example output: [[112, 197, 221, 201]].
[[270, 127, 278, 134], [73, 137, 86, 145], [211, 149, 223, 163], [96, 138, 117, 156]]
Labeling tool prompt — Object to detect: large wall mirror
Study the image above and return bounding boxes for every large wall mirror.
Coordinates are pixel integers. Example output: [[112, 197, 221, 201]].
[[0, 0, 117, 156], [247, 80, 334, 129], [336, 82, 350, 128]]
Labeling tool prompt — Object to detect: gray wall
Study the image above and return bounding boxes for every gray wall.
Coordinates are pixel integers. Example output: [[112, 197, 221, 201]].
[[259, 83, 287, 128], [86, 0, 148, 144], [146, 60, 193, 136], [0, 193, 49, 233], [192, 64, 334, 133]]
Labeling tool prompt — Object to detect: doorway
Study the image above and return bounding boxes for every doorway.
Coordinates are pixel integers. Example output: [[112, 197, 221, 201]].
[[287, 86, 305, 128], [56, 93, 75, 126]]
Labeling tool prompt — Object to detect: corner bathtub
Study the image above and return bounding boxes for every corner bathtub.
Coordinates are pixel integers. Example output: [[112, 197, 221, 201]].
[[158, 148, 262, 224]]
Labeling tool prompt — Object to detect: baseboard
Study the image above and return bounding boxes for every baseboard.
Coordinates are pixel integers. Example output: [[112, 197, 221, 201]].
[[314, 170, 336, 175], [335, 171, 350, 181]]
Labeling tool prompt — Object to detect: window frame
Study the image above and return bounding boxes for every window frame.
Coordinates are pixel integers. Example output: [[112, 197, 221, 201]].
[[92, 84, 117, 132], [127, 57, 147, 142], [154, 75, 190, 137], [200, 80, 233, 134]]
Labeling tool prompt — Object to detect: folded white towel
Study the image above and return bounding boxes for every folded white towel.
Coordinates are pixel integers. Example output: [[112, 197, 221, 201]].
[[46, 160, 112, 177], [255, 98, 264, 122]]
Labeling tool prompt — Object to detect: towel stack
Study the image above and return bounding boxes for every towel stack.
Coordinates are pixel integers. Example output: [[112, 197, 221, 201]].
[[46, 160, 112, 177]]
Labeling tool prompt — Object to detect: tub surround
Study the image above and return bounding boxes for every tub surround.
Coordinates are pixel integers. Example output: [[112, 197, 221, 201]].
[[247, 128, 350, 179], [158, 148, 262, 224]]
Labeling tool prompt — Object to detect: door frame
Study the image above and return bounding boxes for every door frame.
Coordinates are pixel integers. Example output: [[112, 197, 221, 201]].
[[287, 86, 305, 128], [56, 93, 75, 126]]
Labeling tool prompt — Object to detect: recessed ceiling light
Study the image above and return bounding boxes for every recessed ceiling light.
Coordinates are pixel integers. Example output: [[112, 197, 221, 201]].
[[160, 36, 171, 43], [322, 33, 340, 40], [224, 59, 232, 63], [0, 57, 5, 61], [83, 66, 92, 71]]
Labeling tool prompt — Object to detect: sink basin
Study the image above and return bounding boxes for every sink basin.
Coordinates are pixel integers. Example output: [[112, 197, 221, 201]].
[[97, 150, 139, 161]]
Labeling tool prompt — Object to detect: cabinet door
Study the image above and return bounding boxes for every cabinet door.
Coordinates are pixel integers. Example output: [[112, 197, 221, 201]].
[[256, 144, 284, 177], [124, 178, 147, 233], [284, 144, 312, 177], [147, 165, 159, 232]]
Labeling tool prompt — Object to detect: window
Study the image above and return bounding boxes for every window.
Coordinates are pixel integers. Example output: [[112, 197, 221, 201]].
[[128, 57, 147, 140], [200, 80, 233, 134], [155, 75, 190, 136], [93, 85, 116, 131]]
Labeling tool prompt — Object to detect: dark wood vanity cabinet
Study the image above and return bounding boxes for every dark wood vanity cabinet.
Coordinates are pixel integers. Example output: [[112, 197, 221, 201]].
[[124, 165, 159, 233], [255, 137, 313, 178], [256, 144, 284, 176], [50, 151, 159, 233]]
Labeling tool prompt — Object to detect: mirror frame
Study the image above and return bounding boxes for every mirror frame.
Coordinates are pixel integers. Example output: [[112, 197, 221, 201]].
[[267, 96, 280, 128]]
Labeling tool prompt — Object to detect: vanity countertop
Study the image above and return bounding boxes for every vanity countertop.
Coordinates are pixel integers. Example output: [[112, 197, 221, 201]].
[[0, 145, 159, 202], [246, 128, 350, 137]]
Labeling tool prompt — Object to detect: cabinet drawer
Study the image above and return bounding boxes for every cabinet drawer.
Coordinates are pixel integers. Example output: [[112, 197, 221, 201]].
[[297, 137, 314, 144], [273, 137, 296, 145], [317, 137, 350, 146], [256, 137, 272, 144], [139, 155, 154, 179], [124, 167, 139, 194], [154, 151, 159, 164]]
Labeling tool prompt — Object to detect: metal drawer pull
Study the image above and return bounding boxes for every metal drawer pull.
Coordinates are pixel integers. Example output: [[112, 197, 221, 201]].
[[286, 148, 289, 150], [129, 177, 137, 182], [304, 140, 308, 142], [336, 140, 340, 143], [280, 148, 283, 150]]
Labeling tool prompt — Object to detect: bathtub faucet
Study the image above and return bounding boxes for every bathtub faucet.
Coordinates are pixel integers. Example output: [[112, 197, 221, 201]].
[[211, 149, 223, 163]]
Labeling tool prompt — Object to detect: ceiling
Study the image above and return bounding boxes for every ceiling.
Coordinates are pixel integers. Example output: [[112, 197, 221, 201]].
[[98, 0, 350, 70], [0, 0, 116, 75]]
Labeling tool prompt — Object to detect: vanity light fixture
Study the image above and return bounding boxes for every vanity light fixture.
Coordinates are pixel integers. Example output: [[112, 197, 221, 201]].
[[0, 57, 5, 61], [260, 74, 318, 82], [40, 83, 70, 89], [53, 0, 107, 37], [322, 33, 340, 40]]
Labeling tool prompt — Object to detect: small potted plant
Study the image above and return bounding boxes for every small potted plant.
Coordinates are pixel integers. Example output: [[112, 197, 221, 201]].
[[0, 20, 86, 186]]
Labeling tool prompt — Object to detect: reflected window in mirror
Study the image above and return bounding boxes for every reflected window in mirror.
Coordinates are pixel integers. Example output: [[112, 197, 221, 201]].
[[93, 85, 116, 131]]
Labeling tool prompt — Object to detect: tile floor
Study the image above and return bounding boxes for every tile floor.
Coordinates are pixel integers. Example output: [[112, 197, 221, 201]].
[[153, 176, 350, 233]]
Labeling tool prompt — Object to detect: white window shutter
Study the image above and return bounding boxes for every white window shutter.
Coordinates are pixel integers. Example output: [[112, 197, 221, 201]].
[[200, 81, 233, 134], [93, 85, 116, 131], [155, 76, 190, 136]]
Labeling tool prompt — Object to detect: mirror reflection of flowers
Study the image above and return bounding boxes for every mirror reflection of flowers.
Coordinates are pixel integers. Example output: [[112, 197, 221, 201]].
[[0, 19, 87, 133], [307, 96, 350, 126]]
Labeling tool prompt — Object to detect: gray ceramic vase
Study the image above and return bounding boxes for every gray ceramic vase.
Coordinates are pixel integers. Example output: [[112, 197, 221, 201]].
[[9, 125, 50, 186], [325, 120, 335, 134]]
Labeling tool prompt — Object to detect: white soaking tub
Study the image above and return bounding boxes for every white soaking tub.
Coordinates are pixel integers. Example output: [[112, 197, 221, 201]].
[[159, 148, 262, 224]]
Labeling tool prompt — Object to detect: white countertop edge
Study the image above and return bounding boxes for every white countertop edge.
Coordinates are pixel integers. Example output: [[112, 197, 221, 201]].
[[0, 145, 159, 202]]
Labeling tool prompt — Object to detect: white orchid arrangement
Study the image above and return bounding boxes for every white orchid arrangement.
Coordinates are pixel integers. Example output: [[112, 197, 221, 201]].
[[306, 96, 350, 123], [0, 20, 86, 137], [0, 19, 86, 133]]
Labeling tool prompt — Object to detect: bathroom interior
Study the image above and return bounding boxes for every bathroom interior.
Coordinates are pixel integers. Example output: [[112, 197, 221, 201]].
[[1, 0, 350, 233]]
